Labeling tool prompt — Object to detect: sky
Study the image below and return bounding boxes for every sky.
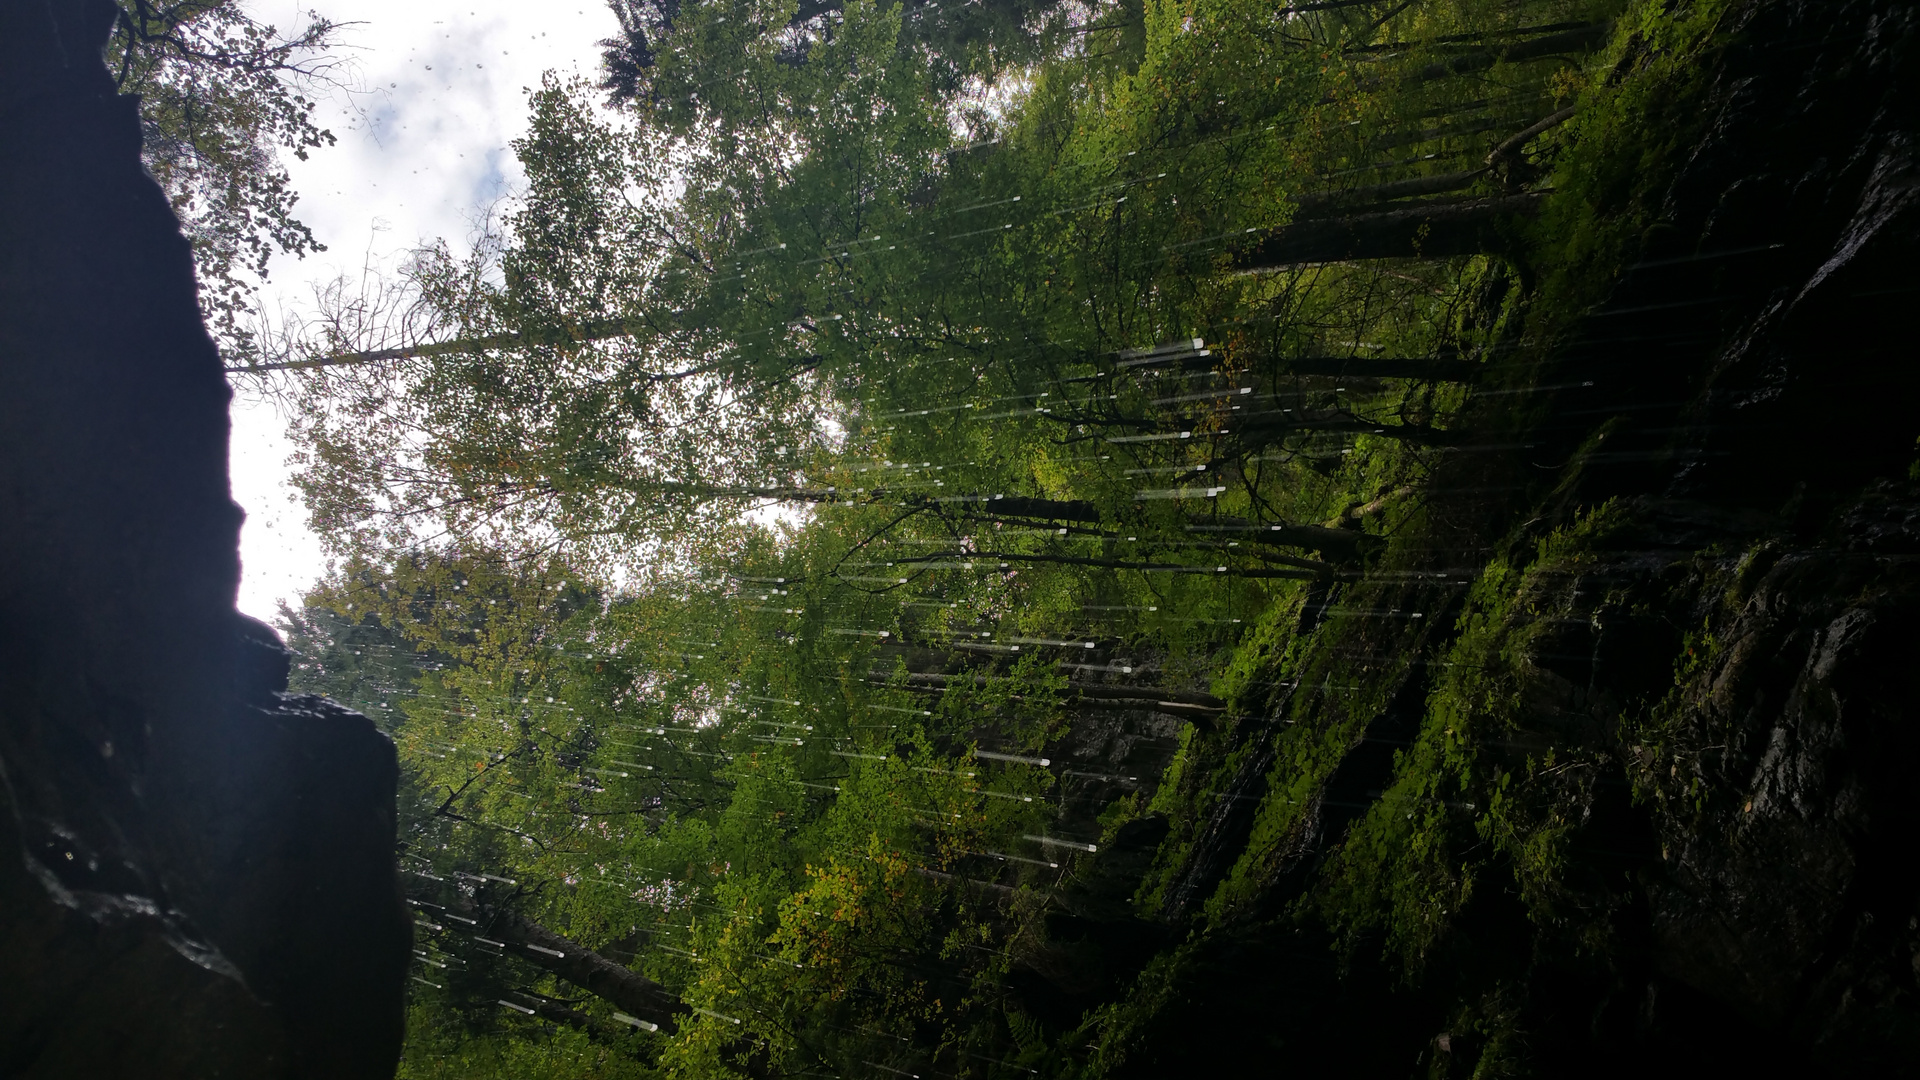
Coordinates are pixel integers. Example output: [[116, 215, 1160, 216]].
[[229, 0, 622, 620]]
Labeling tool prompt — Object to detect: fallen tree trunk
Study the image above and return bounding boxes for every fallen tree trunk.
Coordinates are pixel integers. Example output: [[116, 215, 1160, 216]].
[[445, 897, 689, 1033], [1241, 193, 1545, 267], [1276, 354, 1480, 382], [1289, 168, 1488, 215]]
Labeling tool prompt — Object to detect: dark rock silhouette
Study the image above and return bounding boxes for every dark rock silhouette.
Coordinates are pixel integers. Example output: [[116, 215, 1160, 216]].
[[0, 0, 408, 1076]]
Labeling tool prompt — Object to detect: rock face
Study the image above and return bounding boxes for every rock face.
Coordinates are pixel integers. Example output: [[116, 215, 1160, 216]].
[[1464, 491, 1920, 1071], [1542, 0, 1920, 1061], [1648, 501, 1920, 1066], [0, 1, 409, 1076], [1084, 1, 1920, 1075]]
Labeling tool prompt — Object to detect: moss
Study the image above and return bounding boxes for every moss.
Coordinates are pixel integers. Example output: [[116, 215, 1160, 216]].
[[1130, 713, 1267, 918], [1202, 571, 1450, 924], [1309, 502, 1636, 965], [1523, 0, 1741, 333], [1064, 0, 1762, 1068], [1618, 536, 1779, 823]]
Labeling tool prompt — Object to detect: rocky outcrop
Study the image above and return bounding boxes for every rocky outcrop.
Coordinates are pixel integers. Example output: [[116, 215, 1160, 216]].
[[1641, 496, 1920, 1066], [0, 0, 408, 1075], [1533, 0, 1920, 1059], [1463, 490, 1920, 1070]]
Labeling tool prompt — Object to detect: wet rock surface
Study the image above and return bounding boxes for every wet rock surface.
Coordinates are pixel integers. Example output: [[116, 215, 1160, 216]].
[[1535, 0, 1920, 1062], [1643, 504, 1920, 1067], [1455, 491, 1920, 1071], [0, 0, 408, 1075]]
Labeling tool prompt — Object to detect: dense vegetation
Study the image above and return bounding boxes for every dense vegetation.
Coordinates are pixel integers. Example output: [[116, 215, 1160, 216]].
[[255, 0, 1828, 1073]]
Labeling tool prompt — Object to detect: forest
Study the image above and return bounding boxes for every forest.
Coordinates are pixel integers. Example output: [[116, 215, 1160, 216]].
[[168, 0, 1919, 1073]]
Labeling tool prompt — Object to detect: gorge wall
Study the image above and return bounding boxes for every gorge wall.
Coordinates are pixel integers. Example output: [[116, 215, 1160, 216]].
[[0, 0, 409, 1075], [1062, 1, 1920, 1075]]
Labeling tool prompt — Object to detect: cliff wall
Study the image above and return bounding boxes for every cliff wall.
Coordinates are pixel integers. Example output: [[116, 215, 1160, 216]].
[[0, 1, 409, 1075]]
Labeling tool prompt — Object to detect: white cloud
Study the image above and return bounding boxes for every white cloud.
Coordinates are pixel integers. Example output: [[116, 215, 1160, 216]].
[[229, 0, 620, 620]]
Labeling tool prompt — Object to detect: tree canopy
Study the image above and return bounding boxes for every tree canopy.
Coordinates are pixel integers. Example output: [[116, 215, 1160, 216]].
[[110, 0, 348, 355], [257, 0, 1740, 1072]]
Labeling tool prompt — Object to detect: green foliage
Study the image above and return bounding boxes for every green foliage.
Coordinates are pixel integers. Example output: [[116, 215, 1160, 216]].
[[109, 0, 343, 354], [1310, 504, 1630, 964], [268, 0, 1757, 1071], [1521, 0, 1738, 332]]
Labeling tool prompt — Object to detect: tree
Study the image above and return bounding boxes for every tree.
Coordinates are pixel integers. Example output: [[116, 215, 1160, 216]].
[[1241, 193, 1547, 266], [273, 0, 1625, 605], [599, 0, 1087, 110], [282, 76, 835, 571], [268, 0, 1683, 1074], [106, 0, 350, 357], [283, 10, 1342, 563], [286, 534, 1089, 1075]]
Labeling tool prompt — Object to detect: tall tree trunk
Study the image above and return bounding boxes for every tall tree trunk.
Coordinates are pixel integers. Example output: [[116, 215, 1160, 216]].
[[890, 548, 1326, 580], [1349, 20, 1600, 54], [938, 504, 1358, 560], [893, 671, 1227, 710], [1238, 410, 1463, 447], [1485, 105, 1578, 166], [924, 494, 1105, 522], [1241, 193, 1544, 267], [734, 490, 1103, 523], [225, 316, 655, 373], [1060, 683, 1227, 709], [1184, 520, 1371, 561], [510, 993, 599, 1032], [1367, 120, 1508, 152]]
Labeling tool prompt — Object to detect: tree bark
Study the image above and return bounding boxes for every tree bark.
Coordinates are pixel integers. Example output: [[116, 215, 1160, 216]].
[[1184, 520, 1370, 560], [1485, 105, 1578, 165], [227, 323, 816, 381], [1241, 193, 1544, 267], [224, 316, 656, 373], [1237, 410, 1463, 447], [894, 672, 1227, 710], [935, 504, 1358, 559], [923, 494, 1104, 522], [1367, 120, 1508, 152], [890, 548, 1326, 580], [1064, 684, 1226, 709], [510, 993, 599, 1032]]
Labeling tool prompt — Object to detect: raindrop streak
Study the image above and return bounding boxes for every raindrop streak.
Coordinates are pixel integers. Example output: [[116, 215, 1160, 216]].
[[975, 750, 1049, 767], [613, 1012, 659, 1032], [1025, 835, 1098, 853]]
